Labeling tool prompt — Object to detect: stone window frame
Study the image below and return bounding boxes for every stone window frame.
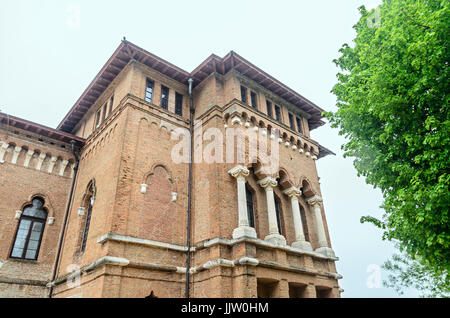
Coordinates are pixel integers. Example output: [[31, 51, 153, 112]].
[[9, 196, 49, 261], [76, 179, 96, 254]]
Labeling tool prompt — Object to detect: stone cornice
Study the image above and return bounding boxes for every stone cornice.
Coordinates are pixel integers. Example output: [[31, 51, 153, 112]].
[[97, 232, 196, 252]]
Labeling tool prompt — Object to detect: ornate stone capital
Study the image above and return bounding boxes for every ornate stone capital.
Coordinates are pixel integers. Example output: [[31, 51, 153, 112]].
[[306, 195, 323, 207], [283, 186, 302, 199], [228, 165, 249, 180], [257, 177, 277, 190]]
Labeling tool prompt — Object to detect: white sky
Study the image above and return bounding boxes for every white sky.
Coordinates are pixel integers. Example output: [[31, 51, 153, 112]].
[[0, 0, 420, 297]]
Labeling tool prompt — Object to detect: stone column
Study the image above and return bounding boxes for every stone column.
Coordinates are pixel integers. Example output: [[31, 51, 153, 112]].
[[11, 146, 22, 164], [228, 165, 257, 239], [306, 195, 335, 257], [283, 187, 312, 251], [258, 177, 286, 246], [24, 149, 34, 167], [0, 142, 8, 163]]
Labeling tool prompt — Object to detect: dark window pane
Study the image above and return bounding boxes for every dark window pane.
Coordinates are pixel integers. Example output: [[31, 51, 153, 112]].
[[102, 103, 107, 122], [246, 187, 255, 228], [160, 86, 169, 109], [266, 101, 272, 118], [250, 92, 257, 108], [289, 113, 295, 130], [275, 105, 281, 122], [109, 95, 114, 115], [240, 86, 247, 103], [274, 196, 283, 235], [95, 109, 101, 128], [296, 117, 302, 133], [175, 92, 183, 116], [145, 79, 154, 103], [81, 200, 93, 252]]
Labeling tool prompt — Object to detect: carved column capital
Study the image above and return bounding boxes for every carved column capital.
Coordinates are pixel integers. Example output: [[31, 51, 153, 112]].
[[306, 195, 323, 207], [228, 165, 249, 180], [257, 177, 277, 191], [283, 186, 302, 199]]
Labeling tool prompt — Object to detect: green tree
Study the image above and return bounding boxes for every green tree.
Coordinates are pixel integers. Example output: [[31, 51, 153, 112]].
[[382, 247, 449, 297], [326, 0, 449, 294]]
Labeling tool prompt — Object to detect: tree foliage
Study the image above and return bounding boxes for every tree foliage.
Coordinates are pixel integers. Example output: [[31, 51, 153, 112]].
[[327, 0, 450, 285], [383, 249, 449, 298]]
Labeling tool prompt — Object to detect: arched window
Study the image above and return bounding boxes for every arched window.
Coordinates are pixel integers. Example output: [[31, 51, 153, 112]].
[[10, 197, 47, 260], [246, 186, 255, 228], [274, 195, 283, 236], [80, 181, 96, 253]]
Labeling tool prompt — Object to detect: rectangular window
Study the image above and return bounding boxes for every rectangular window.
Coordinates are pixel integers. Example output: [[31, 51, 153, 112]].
[[175, 92, 183, 116], [240, 86, 247, 104], [266, 101, 273, 118], [296, 117, 302, 134], [145, 79, 154, 103], [102, 103, 107, 122], [109, 95, 114, 115], [250, 91, 257, 108], [275, 105, 281, 122], [289, 113, 295, 130], [160, 85, 169, 109], [95, 109, 101, 128]]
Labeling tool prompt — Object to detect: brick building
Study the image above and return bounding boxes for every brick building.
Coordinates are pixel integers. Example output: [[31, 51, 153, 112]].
[[0, 40, 342, 298]]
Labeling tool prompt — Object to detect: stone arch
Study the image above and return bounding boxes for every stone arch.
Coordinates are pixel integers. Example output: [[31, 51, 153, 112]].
[[22, 193, 54, 218], [299, 177, 316, 198], [223, 113, 231, 124], [143, 163, 175, 188], [140, 164, 176, 242], [81, 179, 97, 208], [258, 120, 265, 128], [289, 136, 295, 144], [278, 168, 294, 189]]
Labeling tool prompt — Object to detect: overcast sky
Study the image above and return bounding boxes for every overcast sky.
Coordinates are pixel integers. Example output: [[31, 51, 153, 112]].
[[0, 0, 420, 297]]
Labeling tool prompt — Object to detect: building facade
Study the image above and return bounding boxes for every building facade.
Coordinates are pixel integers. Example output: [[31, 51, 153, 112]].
[[0, 40, 341, 298]]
